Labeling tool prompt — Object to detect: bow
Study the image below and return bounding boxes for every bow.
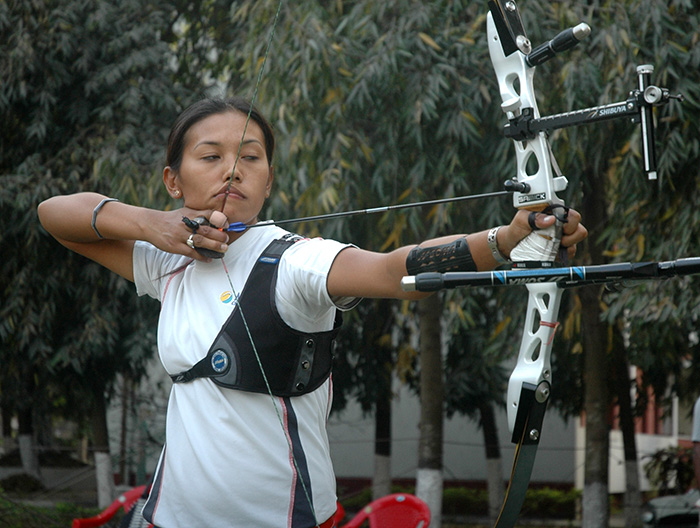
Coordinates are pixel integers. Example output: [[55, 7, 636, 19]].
[[482, 4, 569, 525], [401, 0, 688, 526]]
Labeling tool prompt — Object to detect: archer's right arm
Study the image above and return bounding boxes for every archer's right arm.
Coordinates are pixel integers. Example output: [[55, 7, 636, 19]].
[[37, 192, 227, 281]]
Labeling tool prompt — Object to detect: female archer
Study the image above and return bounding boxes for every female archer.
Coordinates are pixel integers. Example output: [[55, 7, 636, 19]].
[[38, 97, 586, 527]]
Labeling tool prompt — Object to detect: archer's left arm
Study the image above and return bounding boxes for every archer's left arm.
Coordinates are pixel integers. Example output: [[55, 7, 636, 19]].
[[326, 208, 587, 300]]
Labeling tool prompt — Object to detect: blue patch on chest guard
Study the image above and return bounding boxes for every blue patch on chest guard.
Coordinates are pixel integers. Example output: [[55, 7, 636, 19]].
[[258, 256, 280, 264], [211, 350, 229, 373]]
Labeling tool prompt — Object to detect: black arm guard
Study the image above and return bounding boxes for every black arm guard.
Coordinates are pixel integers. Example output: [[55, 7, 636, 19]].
[[405, 237, 477, 275]]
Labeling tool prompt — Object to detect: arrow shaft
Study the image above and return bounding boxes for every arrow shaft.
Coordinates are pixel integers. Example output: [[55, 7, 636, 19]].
[[227, 189, 513, 232]]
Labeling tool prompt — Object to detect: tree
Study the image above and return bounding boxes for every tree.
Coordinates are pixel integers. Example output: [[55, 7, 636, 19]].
[[332, 299, 413, 499], [533, 2, 700, 526], [0, 0, 196, 506], [444, 290, 510, 524], [4, 0, 696, 522]]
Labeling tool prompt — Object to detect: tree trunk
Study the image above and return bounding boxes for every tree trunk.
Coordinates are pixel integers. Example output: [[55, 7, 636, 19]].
[[91, 386, 115, 508], [480, 401, 504, 525], [1, 397, 15, 455], [416, 294, 443, 528], [580, 140, 612, 528], [581, 286, 610, 528], [373, 392, 392, 499], [119, 375, 130, 485], [17, 373, 41, 481], [18, 433, 41, 480], [611, 330, 643, 528], [371, 299, 394, 499]]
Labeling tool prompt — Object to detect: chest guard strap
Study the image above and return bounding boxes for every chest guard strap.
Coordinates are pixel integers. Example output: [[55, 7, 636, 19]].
[[171, 236, 343, 397]]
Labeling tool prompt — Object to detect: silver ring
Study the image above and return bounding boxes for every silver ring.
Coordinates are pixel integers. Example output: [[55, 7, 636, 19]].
[[186, 234, 196, 249]]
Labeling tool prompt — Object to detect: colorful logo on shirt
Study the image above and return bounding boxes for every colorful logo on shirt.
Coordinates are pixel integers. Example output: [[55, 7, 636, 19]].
[[220, 291, 234, 304], [211, 350, 229, 373]]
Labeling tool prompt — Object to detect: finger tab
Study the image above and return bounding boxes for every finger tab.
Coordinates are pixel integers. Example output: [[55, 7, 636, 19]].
[[209, 211, 228, 228]]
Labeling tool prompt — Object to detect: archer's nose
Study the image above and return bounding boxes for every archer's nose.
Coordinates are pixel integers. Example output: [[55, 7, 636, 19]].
[[225, 162, 243, 182]]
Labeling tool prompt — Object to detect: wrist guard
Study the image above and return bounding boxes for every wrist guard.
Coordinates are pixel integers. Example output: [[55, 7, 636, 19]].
[[406, 237, 476, 275]]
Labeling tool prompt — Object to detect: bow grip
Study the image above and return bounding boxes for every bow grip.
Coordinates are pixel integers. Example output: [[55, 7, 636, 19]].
[[510, 221, 564, 268]]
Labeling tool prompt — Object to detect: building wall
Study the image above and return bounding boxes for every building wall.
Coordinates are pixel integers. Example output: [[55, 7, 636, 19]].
[[111, 360, 693, 493], [327, 383, 577, 486]]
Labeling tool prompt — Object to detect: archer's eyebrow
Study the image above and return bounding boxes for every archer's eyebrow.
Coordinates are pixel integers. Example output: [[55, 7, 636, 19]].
[[193, 138, 264, 150]]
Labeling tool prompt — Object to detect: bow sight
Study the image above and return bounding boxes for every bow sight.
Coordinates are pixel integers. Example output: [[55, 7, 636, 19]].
[[487, 0, 683, 182], [502, 64, 684, 181]]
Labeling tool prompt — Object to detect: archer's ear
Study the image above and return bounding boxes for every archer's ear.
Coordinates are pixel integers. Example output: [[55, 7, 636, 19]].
[[265, 166, 274, 198], [163, 166, 182, 199]]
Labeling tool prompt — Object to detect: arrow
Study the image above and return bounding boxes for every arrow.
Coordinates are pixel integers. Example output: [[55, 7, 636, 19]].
[[226, 180, 530, 232]]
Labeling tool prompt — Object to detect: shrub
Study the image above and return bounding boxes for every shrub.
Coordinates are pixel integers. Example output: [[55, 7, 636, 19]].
[[521, 487, 581, 518], [644, 446, 694, 496], [443, 487, 488, 516], [0, 474, 44, 494]]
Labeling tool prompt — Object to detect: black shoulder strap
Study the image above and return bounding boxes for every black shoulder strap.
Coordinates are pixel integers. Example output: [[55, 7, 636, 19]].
[[171, 236, 342, 397]]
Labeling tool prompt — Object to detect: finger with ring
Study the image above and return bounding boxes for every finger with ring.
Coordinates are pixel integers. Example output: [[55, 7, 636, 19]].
[[187, 233, 196, 249]]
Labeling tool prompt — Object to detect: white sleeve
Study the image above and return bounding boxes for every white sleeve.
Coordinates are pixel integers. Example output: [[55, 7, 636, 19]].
[[276, 238, 361, 328], [132, 241, 190, 301]]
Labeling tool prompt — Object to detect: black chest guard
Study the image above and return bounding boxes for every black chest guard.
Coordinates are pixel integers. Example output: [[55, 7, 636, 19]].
[[171, 236, 343, 397]]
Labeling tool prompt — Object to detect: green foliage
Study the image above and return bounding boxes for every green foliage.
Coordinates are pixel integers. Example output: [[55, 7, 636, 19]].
[[443, 487, 489, 516], [644, 446, 695, 496], [0, 0, 198, 444], [1, 0, 699, 494], [443, 290, 510, 420], [0, 474, 44, 494], [338, 487, 373, 512], [593, 0, 700, 407], [332, 299, 412, 414], [521, 487, 582, 518], [443, 486, 580, 518], [0, 491, 100, 528]]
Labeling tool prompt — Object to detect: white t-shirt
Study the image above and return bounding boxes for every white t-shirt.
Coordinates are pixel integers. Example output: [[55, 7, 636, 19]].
[[133, 225, 357, 528], [693, 397, 700, 443]]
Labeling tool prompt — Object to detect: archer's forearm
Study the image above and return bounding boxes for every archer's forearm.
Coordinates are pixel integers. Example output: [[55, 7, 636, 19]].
[[38, 192, 154, 244], [403, 230, 506, 272]]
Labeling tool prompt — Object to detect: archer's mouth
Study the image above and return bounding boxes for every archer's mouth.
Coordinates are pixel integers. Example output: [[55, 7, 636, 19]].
[[216, 186, 245, 200]]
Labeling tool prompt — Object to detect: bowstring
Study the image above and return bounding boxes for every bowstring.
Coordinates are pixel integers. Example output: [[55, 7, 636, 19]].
[[218, 1, 321, 526]]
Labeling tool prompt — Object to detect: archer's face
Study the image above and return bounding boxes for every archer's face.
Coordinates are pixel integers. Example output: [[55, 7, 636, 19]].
[[166, 110, 273, 230]]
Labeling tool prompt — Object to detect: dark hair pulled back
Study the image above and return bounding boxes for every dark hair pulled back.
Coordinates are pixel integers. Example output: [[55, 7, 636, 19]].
[[166, 97, 275, 173]]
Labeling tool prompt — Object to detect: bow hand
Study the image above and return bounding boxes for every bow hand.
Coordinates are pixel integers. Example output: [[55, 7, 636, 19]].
[[502, 208, 586, 266]]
